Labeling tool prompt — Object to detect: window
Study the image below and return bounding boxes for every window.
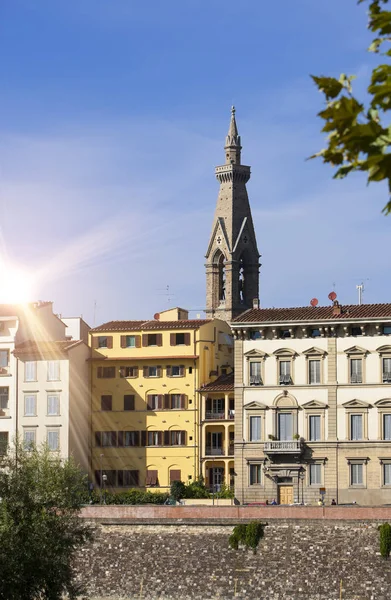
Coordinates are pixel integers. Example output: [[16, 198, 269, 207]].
[[98, 336, 109, 348], [170, 365, 184, 377], [383, 358, 391, 383], [146, 334, 157, 346], [350, 359, 362, 384], [175, 333, 185, 345], [171, 394, 182, 409], [97, 366, 116, 379], [24, 394, 36, 416], [0, 387, 9, 410], [249, 361, 262, 385], [118, 470, 139, 487], [351, 327, 362, 336], [24, 361, 37, 381], [311, 329, 320, 338], [147, 394, 160, 410], [47, 361, 60, 381], [0, 350, 9, 370], [124, 395, 135, 411], [249, 464, 262, 485], [384, 464, 391, 486], [0, 432, 8, 454], [123, 431, 139, 446], [309, 360, 321, 384], [280, 330, 291, 339], [249, 416, 261, 442], [97, 431, 117, 447], [146, 366, 158, 378], [309, 415, 321, 441], [250, 331, 262, 340], [384, 326, 391, 335], [47, 394, 60, 416], [350, 414, 363, 440], [350, 463, 363, 485], [309, 464, 321, 485], [170, 430, 186, 446], [47, 430, 59, 451], [101, 395, 112, 411], [120, 366, 138, 378], [279, 361, 291, 385], [384, 414, 391, 440], [170, 470, 181, 483], [145, 470, 158, 486], [278, 413, 293, 440], [24, 430, 36, 449], [147, 431, 162, 446], [125, 335, 136, 348]]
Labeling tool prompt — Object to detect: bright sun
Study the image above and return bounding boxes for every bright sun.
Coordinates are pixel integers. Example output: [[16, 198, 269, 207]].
[[0, 257, 33, 304]]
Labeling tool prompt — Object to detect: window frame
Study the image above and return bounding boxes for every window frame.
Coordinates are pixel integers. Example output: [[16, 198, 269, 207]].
[[47, 394, 60, 416], [47, 360, 60, 382], [309, 463, 322, 486], [249, 415, 261, 442], [344, 346, 367, 384], [24, 360, 37, 382], [0, 349, 9, 371], [348, 460, 366, 487], [308, 414, 321, 441], [23, 429, 36, 450], [249, 463, 262, 486], [244, 350, 267, 387], [47, 429, 60, 452], [24, 394, 37, 417], [0, 387, 9, 410]]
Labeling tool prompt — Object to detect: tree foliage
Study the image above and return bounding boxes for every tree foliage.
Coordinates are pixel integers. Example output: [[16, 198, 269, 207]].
[[312, 0, 391, 214], [379, 522, 391, 558], [228, 521, 265, 554], [0, 442, 93, 600]]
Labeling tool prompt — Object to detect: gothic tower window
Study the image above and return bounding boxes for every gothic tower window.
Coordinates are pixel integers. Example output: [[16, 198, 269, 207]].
[[216, 251, 226, 303], [239, 257, 245, 305]]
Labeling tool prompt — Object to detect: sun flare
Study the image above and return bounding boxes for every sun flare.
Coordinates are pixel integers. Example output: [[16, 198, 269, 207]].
[[0, 257, 33, 304]]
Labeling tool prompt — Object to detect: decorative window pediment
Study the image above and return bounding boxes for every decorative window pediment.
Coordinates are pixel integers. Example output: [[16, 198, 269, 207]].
[[303, 347, 327, 357], [375, 398, 391, 409], [273, 348, 297, 357], [342, 399, 372, 409], [377, 345, 391, 355], [244, 349, 268, 359], [273, 392, 298, 408], [344, 346, 368, 356], [244, 401, 268, 411], [302, 400, 328, 410]]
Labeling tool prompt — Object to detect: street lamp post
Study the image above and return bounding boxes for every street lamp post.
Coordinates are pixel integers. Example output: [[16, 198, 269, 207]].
[[99, 453, 104, 505], [102, 474, 107, 505]]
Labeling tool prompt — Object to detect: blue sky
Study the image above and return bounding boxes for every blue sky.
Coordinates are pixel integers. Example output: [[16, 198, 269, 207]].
[[0, 0, 389, 326]]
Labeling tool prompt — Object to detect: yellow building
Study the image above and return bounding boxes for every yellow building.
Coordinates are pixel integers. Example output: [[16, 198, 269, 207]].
[[90, 307, 233, 492], [199, 371, 235, 493]]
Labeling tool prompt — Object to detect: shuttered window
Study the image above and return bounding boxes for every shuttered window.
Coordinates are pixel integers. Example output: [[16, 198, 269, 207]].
[[120, 366, 138, 378], [249, 416, 261, 442], [124, 395, 135, 411], [383, 358, 391, 383], [24, 361, 36, 381], [279, 361, 291, 384], [350, 414, 362, 440], [309, 360, 321, 384], [147, 431, 162, 446], [101, 431, 117, 447], [310, 464, 321, 485], [249, 362, 262, 385], [170, 470, 181, 483], [97, 366, 116, 378], [101, 395, 112, 411], [24, 394, 36, 416], [384, 414, 391, 440], [309, 415, 321, 441], [170, 430, 186, 446], [145, 470, 158, 486], [97, 336, 113, 349]]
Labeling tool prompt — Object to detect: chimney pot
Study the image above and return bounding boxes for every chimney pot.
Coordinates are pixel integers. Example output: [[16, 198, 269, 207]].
[[332, 300, 342, 316], [253, 298, 260, 309]]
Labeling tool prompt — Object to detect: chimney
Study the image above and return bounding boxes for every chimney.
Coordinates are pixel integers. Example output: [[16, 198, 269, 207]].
[[332, 300, 342, 316], [253, 298, 260, 309]]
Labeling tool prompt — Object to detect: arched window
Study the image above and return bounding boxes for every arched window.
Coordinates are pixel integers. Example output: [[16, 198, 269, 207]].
[[239, 257, 245, 304], [213, 250, 226, 303]]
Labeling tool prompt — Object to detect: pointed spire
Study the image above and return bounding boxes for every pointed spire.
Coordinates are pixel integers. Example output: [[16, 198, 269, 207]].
[[225, 106, 241, 164]]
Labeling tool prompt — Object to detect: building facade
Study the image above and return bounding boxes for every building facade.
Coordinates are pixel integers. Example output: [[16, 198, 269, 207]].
[[232, 301, 391, 506], [199, 371, 235, 492], [205, 107, 260, 323], [90, 307, 233, 492]]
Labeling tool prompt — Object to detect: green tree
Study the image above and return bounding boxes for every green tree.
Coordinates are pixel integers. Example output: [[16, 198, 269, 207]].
[[0, 441, 93, 600], [170, 480, 186, 502], [312, 0, 391, 214], [379, 522, 391, 558]]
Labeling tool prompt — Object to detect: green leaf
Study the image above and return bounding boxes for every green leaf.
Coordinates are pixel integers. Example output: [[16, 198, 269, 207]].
[[311, 75, 343, 99]]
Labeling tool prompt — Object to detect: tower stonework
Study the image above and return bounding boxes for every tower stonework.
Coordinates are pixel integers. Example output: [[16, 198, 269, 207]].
[[205, 107, 260, 322]]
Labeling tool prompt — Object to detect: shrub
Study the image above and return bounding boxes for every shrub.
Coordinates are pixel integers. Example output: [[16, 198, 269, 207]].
[[170, 481, 187, 502], [86, 489, 169, 505], [229, 522, 264, 554], [214, 483, 234, 499], [379, 523, 391, 559], [184, 476, 210, 499]]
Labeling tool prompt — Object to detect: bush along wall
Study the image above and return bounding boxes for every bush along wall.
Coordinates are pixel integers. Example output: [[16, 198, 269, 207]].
[[379, 523, 391, 559], [229, 521, 265, 554]]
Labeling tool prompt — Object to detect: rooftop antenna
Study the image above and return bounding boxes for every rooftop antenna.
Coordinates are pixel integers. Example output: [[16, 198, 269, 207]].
[[356, 282, 364, 306], [93, 300, 99, 327], [157, 285, 174, 304]]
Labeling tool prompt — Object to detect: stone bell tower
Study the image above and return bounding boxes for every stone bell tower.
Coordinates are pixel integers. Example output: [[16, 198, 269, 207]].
[[205, 107, 260, 322]]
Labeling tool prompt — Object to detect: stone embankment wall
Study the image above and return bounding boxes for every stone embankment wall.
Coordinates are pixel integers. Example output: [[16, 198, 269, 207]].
[[75, 521, 391, 600]]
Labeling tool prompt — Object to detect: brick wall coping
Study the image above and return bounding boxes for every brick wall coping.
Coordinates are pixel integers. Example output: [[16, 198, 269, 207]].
[[80, 505, 391, 521]]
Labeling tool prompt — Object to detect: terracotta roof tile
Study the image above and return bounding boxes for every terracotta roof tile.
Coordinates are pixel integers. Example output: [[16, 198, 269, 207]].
[[232, 303, 391, 324], [199, 372, 234, 392], [91, 319, 211, 332], [14, 340, 81, 358]]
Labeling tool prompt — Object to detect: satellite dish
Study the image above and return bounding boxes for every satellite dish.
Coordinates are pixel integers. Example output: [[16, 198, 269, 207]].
[[310, 298, 319, 307], [328, 292, 337, 302], [153, 313, 160, 320]]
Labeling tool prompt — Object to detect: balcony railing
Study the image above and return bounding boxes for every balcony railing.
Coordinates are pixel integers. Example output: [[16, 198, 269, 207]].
[[205, 411, 225, 420], [205, 447, 225, 456], [228, 410, 235, 420], [263, 440, 303, 454]]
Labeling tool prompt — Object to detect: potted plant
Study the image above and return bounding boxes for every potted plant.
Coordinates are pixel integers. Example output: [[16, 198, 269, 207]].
[[293, 433, 300, 440], [268, 434, 276, 441]]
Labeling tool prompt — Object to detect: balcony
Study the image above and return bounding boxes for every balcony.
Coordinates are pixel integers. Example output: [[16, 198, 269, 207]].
[[263, 440, 303, 455], [228, 410, 235, 420], [205, 411, 225, 421], [205, 447, 225, 456]]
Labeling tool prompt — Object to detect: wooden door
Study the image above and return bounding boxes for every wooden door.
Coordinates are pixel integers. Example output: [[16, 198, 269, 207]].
[[279, 485, 294, 505]]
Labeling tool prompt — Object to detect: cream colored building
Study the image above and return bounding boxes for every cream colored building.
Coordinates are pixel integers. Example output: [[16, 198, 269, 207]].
[[232, 301, 391, 506], [0, 302, 68, 453]]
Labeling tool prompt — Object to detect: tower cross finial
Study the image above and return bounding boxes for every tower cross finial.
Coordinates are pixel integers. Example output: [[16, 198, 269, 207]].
[[225, 105, 241, 164]]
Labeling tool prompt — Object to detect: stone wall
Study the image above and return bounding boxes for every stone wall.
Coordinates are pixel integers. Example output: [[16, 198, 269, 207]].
[[75, 521, 391, 600]]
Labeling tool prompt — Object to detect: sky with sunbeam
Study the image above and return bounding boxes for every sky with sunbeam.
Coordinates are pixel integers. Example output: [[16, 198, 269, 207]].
[[0, 1, 390, 326]]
